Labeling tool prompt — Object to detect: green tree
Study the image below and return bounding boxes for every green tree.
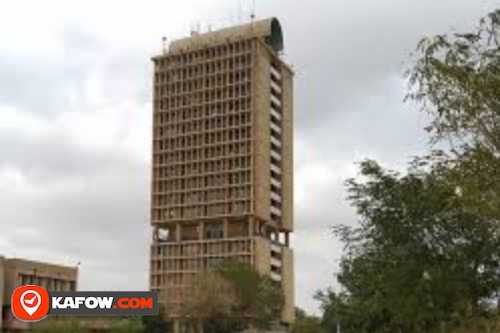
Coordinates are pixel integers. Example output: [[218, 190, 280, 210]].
[[407, 9, 500, 154], [218, 260, 284, 332], [449, 314, 500, 333], [202, 318, 247, 333], [108, 317, 143, 333], [31, 318, 85, 333], [320, 157, 500, 333], [180, 260, 284, 333], [319, 7, 500, 333], [142, 308, 172, 333], [291, 308, 323, 333], [181, 268, 241, 333]]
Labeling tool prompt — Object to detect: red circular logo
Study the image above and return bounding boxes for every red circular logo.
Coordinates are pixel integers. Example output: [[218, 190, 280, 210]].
[[11, 285, 49, 322]]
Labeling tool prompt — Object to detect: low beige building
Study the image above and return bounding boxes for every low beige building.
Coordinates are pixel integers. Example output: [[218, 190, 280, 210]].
[[0, 256, 78, 332]]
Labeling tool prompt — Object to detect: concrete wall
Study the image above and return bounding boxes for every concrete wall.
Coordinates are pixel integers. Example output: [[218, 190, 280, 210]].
[[3, 258, 77, 306], [254, 237, 271, 275], [281, 247, 295, 323], [253, 40, 272, 223], [1, 257, 77, 332], [254, 237, 295, 325], [280, 66, 294, 233]]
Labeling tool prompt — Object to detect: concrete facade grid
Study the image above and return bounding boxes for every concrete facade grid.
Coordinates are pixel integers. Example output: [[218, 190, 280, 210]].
[[150, 18, 294, 327]]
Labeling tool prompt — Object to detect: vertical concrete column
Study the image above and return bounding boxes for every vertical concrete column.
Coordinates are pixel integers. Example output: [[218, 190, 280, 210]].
[[223, 218, 229, 238], [152, 226, 158, 242], [175, 223, 181, 242], [173, 320, 181, 333], [199, 221, 205, 240], [248, 217, 254, 237]]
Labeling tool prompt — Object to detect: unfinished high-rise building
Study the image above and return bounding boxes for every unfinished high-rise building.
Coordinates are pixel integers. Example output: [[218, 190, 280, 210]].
[[150, 17, 294, 330]]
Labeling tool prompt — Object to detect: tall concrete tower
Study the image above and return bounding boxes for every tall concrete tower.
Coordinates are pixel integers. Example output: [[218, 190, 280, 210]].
[[150, 17, 294, 331]]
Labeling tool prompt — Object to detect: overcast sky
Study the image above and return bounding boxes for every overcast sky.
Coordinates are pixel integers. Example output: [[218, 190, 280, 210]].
[[0, 0, 498, 314]]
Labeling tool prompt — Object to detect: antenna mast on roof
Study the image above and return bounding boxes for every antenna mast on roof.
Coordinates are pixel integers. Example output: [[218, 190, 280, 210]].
[[250, 0, 256, 21], [190, 21, 200, 36], [162, 36, 168, 53]]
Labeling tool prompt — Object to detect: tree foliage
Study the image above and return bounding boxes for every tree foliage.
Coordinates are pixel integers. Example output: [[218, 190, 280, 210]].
[[31, 318, 85, 333], [218, 261, 284, 331], [141, 310, 172, 333], [31, 316, 150, 333], [407, 9, 500, 154], [182, 269, 239, 320], [319, 9, 500, 333], [291, 308, 323, 333], [319, 154, 500, 333], [180, 260, 284, 333], [180, 268, 241, 333]]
